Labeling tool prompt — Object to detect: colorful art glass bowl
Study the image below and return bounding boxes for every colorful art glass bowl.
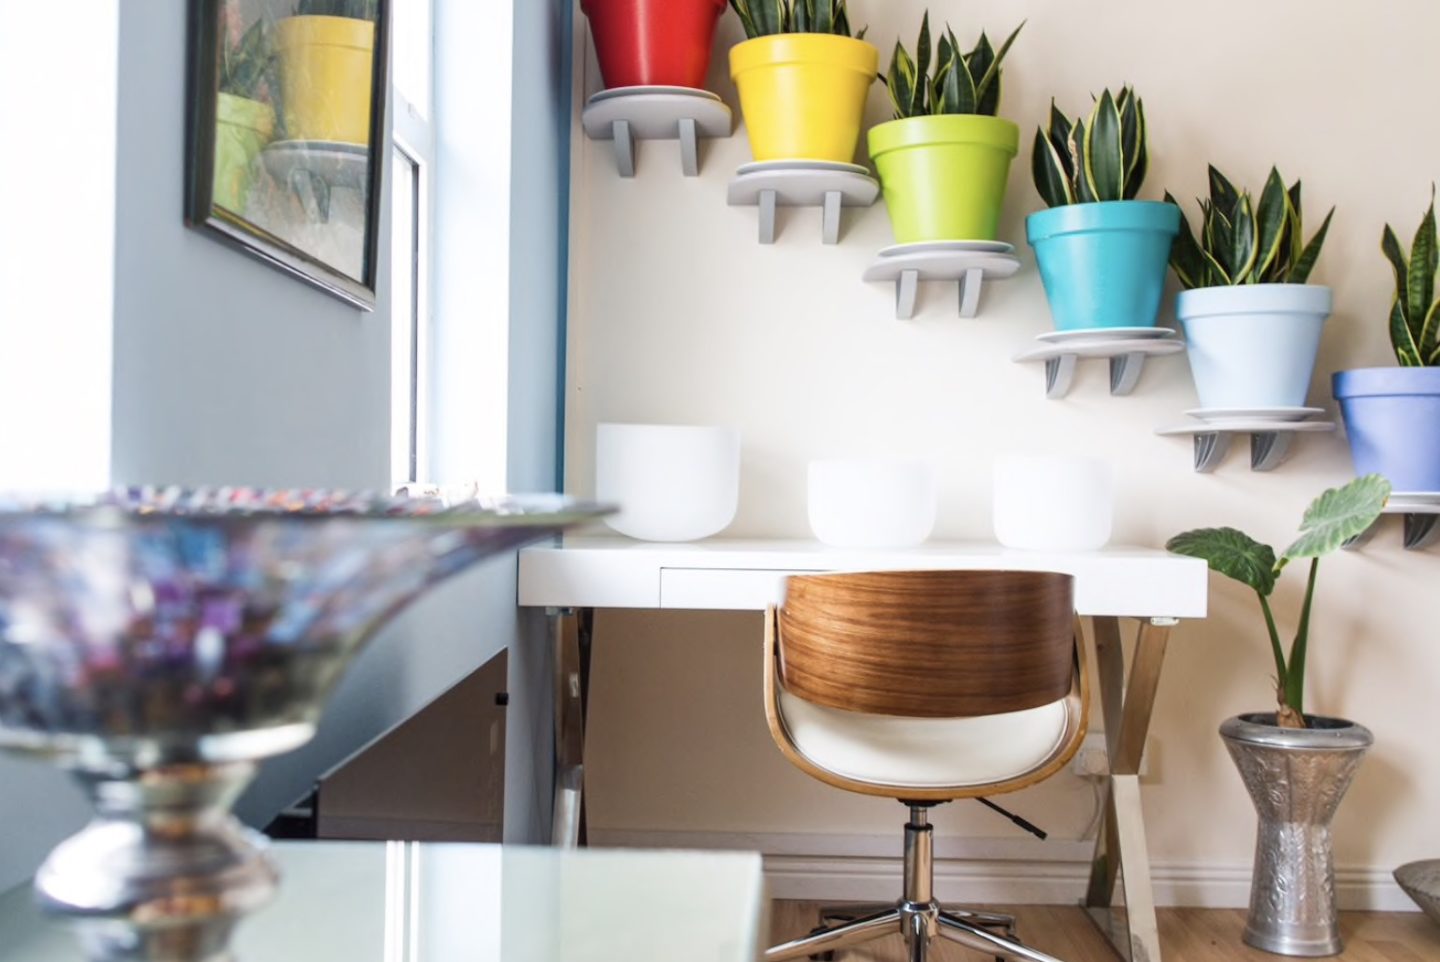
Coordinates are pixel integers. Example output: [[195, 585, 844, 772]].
[[0, 486, 610, 962]]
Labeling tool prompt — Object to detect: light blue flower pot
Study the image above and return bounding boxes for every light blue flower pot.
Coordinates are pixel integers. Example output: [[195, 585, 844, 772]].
[[1178, 284, 1332, 410], [1025, 200, 1180, 331]]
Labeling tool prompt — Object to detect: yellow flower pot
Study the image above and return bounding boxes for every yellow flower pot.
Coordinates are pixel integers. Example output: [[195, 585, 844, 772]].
[[730, 34, 878, 163], [276, 15, 375, 145]]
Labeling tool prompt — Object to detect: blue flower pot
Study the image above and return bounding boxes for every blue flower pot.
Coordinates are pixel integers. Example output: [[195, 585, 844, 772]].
[[1333, 367, 1440, 492], [1026, 200, 1180, 331], [1179, 284, 1331, 409]]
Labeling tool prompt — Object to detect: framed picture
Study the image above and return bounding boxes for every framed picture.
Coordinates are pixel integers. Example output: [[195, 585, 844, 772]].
[[185, 0, 390, 309]]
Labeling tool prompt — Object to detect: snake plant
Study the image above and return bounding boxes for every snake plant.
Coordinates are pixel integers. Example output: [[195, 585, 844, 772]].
[[882, 13, 1024, 119], [1166, 167, 1335, 290], [219, 17, 276, 102], [1168, 475, 1390, 729], [729, 0, 866, 39], [1382, 190, 1440, 366], [1031, 87, 1147, 208]]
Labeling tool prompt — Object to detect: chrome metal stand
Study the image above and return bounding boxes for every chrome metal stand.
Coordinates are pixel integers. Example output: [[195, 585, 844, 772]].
[[549, 607, 594, 848], [36, 762, 278, 962], [1081, 616, 1175, 962], [767, 807, 1064, 961]]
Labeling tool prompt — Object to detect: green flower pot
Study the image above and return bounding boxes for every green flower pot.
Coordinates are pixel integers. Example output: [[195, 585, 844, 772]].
[[868, 114, 1019, 243], [213, 92, 276, 215]]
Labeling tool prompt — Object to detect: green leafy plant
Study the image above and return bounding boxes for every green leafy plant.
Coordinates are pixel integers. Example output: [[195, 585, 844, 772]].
[[1031, 87, 1147, 208], [728, 0, 866, 39], [1166, 475, 1390, 729], [295, 0, 378, 19], [219, 16, 276, 102], [1166, 167, 1335, 290], [881, 13, 1023, 119], [1382, 190, 1440, 367]]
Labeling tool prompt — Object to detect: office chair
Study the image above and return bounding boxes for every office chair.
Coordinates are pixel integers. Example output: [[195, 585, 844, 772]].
[[763, 570, 1088, 962]]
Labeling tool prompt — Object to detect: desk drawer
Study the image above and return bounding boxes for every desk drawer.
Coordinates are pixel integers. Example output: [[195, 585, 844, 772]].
[[659, 568, 822, 610]]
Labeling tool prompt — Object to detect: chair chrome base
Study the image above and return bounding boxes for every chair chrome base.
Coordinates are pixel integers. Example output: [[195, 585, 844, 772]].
[[766, 808, 1068, 962]]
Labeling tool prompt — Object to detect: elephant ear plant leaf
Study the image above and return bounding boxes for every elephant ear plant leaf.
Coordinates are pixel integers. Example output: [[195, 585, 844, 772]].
[[1167, 475, 1390, 730], [882, 13, 1024, 119], [1382, 189, 1440, 367], [1165, 528, 1277, 596], [1031, 86, 1146, 208], [730, 0, 866, 39], [1166, 165, 1335, 290]]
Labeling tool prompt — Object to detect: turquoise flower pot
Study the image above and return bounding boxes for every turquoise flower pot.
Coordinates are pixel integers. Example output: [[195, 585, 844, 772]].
[[1026, 200, 1180, 331]]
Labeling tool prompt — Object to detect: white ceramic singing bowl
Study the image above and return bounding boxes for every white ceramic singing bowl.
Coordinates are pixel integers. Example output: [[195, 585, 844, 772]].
[[595, 424, 741, 542], [807, 459, 938, 549], [993, 454, 1114, 552]]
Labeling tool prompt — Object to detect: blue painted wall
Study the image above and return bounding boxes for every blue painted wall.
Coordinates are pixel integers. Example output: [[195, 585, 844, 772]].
[[0, 0, 574, 890]]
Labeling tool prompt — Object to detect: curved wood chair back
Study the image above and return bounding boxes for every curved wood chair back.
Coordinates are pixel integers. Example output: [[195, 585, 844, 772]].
[[777, 569, 1076, 718], [763, 569, 1090, 802]]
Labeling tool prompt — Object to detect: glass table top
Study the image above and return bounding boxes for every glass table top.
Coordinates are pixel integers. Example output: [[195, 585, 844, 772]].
[[0, 842, 766, 962]]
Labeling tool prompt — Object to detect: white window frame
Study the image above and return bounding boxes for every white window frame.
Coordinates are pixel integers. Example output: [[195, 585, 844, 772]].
[[389, 1, 436, 490]]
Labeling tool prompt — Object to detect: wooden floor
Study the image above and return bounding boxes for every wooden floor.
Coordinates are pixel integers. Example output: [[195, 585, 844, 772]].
[[770, 901, 1440, 961]]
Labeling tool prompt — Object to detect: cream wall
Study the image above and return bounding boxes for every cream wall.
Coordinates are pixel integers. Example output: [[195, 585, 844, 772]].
[[564, 0, 1440, 902]]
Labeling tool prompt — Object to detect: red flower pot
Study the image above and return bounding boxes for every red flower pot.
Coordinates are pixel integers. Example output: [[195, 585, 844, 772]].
[[581, 0, 728, 90]]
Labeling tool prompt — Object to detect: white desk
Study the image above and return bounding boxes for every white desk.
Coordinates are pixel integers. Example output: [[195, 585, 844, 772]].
[[517, 536, 1210, 962], [520, 536, 1207, 617]]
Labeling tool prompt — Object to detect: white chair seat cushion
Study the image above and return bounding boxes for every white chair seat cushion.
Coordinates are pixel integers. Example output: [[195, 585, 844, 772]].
[[778, 690, 1070, 789]]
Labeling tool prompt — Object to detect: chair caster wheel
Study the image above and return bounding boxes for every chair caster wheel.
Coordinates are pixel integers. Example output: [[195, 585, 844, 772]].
[[806, 926, 836, 961]]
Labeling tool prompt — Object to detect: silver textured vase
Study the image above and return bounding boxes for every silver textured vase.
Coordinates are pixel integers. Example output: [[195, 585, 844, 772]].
[[0, 487, 610, 962], [1220, 713, 1373, 957]]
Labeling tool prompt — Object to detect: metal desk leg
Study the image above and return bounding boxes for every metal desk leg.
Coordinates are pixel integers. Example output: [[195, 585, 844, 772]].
[[549, 607, 595, 849], [1083, 615, 1174, 962]]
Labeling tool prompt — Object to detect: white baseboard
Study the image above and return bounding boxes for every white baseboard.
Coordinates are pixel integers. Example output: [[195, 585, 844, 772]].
[[589, 829, 1416, 912]]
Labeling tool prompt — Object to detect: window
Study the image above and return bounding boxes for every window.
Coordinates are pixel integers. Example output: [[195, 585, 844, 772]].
[[389, 0, 435, 489]]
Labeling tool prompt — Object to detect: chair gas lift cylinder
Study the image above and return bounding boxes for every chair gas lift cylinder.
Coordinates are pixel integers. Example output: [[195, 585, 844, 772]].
[[762, 570, 1088, 962]]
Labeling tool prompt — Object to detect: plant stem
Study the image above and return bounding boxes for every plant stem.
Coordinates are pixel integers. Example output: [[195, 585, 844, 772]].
[[1257, 591, 1288, 693], [1284, 558, 1320, 724]]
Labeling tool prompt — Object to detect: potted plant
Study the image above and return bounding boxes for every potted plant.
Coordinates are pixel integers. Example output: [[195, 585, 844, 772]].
[[868, 13, 1024, 244], [582, 0, 729, 90], [1028, 87, 1180, 331], [214, 12, 277, 215], [1168, 167, 1336, 411], [1167, 474, 1390, 957], [1333, 192, 1440, 492], [276, 0, 378, 146], [728, 0, 876, 163]]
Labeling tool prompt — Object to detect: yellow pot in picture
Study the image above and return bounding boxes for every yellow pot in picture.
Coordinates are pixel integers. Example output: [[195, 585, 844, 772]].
[[213, 92, 276, 214], [276, 15, 375, 145], [730, 34, 878, 163]]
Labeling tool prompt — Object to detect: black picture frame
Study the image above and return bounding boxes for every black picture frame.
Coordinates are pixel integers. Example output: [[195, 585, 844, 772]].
[[184, 0, 390, 310]]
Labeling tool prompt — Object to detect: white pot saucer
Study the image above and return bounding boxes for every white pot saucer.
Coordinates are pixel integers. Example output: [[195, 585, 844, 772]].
[[1037, 326, 1176, 345], [734, 159, 870, 177], [1186, 406, 1325, 423], [262, 140, 369, 190], [1388, 492, 1440, 510], [879, 240, 1015, 257], [589, 85, 720, 103]]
